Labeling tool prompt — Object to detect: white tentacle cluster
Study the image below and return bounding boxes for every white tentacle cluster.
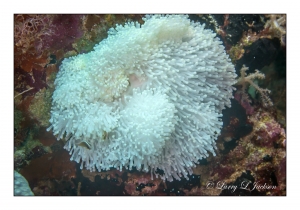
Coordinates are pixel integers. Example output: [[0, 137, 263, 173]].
[[48, 15, 237, 181]]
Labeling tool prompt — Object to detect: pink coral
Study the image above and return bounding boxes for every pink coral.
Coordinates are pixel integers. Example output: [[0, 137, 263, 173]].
[[250, 111, 286, 147]]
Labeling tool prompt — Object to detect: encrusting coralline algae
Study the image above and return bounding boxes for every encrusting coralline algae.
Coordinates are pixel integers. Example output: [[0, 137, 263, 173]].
[[47, 15, 237, 181]]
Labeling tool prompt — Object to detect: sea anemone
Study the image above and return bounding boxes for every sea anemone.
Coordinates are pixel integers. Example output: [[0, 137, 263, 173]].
[[47, 15, 237, 181]]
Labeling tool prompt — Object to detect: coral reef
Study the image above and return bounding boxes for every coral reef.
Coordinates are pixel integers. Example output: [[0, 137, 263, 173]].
[[14, 67, 47, 99], [20, 144, 77, 195], [14, 106, 24, 138], [28, 87, 53, 127], [217, 14, 265, 47], [202, 14, 286, 65], [14, 15, 52, 73], [14, 14, 286, 196], [14, 124, 51, 170], [235, 38, 281, 73], [235, 65, 273, 108], [190, 108, 286, 196], [264, 15, 286, 46]]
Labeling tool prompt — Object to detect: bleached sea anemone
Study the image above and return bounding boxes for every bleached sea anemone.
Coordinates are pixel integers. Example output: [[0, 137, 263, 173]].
[[47, 15, 237, 181]]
